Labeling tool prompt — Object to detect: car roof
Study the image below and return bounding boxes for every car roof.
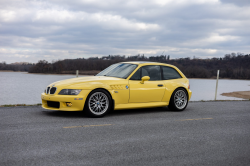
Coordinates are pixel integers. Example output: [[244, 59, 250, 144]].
[[122, 61, 169, 65]]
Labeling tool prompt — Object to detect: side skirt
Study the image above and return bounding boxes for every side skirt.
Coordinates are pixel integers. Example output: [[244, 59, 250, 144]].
[[114, 102, 169, 110]]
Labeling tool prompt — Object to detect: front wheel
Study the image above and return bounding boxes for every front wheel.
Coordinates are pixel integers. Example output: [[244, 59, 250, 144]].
[[84, 90, 112, 117], [168, 88, 188, 111]]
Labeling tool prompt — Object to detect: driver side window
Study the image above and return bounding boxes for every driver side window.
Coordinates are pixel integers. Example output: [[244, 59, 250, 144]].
[[130, 65, 161, 81], [130, 68, 141, 80], [143, 66, 161, 80]]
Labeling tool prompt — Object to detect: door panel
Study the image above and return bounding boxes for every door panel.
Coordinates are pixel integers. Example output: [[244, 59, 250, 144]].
[[129, 80, 165, 103]]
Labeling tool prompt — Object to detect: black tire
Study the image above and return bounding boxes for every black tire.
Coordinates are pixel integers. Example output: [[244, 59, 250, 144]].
[[84, 89, 112, 118], [168, 88, 188, 111]]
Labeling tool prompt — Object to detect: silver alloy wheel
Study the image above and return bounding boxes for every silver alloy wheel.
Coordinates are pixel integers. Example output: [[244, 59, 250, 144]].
[[88, 92, 109, 115], [174, 90, 187, 109]]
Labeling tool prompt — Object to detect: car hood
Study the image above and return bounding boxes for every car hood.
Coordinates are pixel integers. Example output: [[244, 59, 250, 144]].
[[49, 76, 124, 87]]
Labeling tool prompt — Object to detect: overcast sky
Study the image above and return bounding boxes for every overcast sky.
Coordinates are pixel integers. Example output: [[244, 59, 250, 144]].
[[0, 0, 249, 63]]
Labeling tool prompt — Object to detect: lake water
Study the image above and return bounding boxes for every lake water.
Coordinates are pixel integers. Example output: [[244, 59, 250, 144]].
[[0, 72, 249, 105]]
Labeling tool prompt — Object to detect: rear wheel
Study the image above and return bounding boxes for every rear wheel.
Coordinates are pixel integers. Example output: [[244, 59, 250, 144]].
[[84, 89, 112, 117], [168, 88, 188, 111]]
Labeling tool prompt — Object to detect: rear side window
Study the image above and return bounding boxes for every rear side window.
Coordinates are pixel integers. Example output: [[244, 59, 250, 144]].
[[162, 66, 182, 80]]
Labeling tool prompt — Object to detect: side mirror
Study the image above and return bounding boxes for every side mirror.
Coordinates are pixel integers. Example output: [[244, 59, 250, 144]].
[[140, 76, 150, 84]]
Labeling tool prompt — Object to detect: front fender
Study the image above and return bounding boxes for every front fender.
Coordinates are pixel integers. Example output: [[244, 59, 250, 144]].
[[67, 82, 112, 90]]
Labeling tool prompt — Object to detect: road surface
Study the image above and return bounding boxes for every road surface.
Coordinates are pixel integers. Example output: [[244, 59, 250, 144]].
[[1, 101, 250, 166]]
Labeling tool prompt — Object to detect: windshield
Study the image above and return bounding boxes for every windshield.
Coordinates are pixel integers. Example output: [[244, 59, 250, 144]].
[[96, 63, 138, 79]]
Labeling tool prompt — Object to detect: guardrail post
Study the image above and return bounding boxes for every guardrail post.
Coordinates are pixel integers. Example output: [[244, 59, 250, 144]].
[[214, 70, 220, 100], [76, 70, 79, 77]]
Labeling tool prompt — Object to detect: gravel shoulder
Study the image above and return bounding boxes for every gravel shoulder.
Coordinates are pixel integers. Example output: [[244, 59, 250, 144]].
[[221, 91, 250, 99]]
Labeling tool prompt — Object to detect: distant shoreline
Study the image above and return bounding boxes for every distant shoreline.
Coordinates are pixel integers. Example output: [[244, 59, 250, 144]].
[[0, 70, 25, 72], [0, 70, 100, 75], [1, 70, 250, 80]]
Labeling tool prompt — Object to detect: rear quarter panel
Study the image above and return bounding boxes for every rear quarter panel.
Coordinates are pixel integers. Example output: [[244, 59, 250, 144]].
[[161, 78, 190, 102]]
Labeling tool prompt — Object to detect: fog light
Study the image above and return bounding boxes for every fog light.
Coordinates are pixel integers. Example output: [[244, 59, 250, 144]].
[[66, 102, 72, 107]]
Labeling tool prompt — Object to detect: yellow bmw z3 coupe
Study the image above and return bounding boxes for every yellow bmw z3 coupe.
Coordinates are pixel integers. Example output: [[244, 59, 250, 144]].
[[41, 61, 192, 117]]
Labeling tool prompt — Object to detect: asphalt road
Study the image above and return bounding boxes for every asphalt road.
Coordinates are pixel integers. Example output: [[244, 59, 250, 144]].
[[1, 101, 250, 166]]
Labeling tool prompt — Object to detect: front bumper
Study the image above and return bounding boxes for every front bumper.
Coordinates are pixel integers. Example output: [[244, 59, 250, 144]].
[[41, 90, 91, 111]]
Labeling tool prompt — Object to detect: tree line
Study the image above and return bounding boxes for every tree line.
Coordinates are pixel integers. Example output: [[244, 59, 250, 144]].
[[1, 53, 250, 79], [0, 62, 34, 72]]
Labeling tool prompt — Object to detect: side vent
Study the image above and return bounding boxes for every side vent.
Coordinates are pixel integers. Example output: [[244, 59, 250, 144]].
[[110, 85, 126, 90]]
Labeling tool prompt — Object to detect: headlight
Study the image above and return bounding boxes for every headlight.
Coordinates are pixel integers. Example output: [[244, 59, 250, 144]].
[[58, 89, 82, 95]]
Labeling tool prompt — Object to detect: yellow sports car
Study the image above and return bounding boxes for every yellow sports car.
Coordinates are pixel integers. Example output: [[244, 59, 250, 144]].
[[41, 62, 192, 117]]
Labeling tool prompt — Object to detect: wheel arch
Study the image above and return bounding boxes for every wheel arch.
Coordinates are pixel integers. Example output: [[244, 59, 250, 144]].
[[168, 86, 189, 111], [83, 88, 114, 111], [171, 87, 189, 101]]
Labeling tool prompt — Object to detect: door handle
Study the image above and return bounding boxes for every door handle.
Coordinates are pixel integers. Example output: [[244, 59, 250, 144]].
[[158, 84, 164, 87]]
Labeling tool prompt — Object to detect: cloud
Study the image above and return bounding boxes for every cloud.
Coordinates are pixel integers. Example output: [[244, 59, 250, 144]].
[[220, 0, 250, 6], [0, 0, 249, 63]]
